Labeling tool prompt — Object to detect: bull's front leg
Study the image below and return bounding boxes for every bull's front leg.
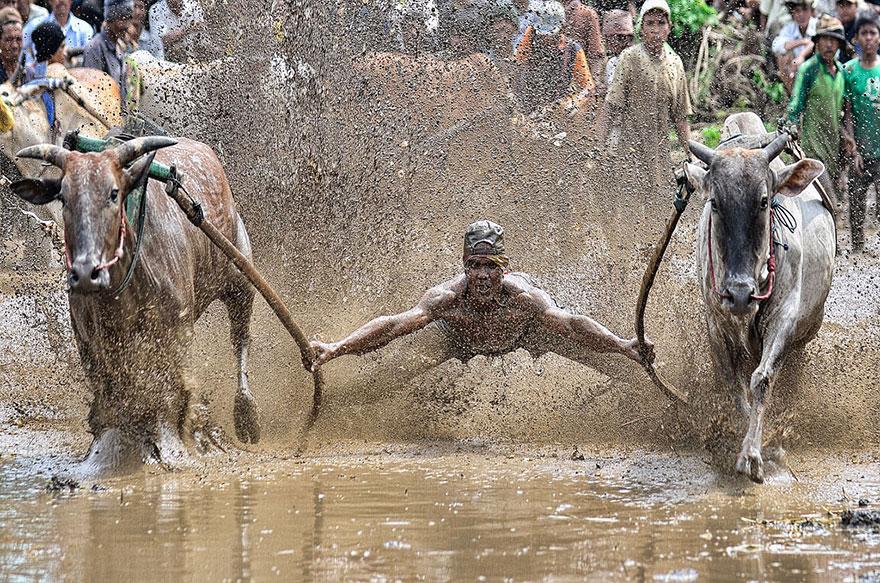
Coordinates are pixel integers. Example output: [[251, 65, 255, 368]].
[[226, 286, 259, 444], [736, 322, 794, 483]]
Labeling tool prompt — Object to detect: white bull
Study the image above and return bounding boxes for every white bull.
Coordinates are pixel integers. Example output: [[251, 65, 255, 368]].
[[686, 112, 835, 483]]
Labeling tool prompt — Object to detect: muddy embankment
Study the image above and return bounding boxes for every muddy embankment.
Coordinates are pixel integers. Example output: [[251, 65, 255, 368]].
[[0, 5, 878, 466]]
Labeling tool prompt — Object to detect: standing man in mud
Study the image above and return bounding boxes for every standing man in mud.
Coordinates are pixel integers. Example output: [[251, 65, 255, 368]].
[[309, 221, 652, 374], [600, 0, 691, 190], [512, 0, 596, 113]]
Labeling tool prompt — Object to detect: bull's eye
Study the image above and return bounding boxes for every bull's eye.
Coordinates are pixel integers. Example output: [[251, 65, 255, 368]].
[[109, 188, 119, 203], [760, 195, 768, 210]]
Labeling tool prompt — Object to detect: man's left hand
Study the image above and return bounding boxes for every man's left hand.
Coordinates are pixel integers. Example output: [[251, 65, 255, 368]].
[[625, 337, 654, 365]]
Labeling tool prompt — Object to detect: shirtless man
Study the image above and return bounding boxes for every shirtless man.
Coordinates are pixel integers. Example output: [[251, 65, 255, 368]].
[[309, 221, 653, 374]]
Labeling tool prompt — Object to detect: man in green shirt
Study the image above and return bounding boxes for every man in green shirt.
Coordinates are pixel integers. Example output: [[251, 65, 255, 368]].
[[787, 15, 847, 202], [843, 15, 880, 252]]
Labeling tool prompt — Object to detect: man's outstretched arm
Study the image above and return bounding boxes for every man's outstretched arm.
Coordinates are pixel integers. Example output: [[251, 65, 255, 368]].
[[308, 282, 458, 371], [527, 290, 652, 364]]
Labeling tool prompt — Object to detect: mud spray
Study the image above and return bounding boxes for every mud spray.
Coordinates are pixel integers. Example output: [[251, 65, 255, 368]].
[[1, 2, 880, 580]]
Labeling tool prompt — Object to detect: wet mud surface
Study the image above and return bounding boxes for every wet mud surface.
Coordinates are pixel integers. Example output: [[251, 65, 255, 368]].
[[3, 435, 880, 581]]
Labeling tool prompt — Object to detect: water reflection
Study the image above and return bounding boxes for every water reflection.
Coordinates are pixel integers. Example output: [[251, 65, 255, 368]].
[[1, 456, 878, 581]]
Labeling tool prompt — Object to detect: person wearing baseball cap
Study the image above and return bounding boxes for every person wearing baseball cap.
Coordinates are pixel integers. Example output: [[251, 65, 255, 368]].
[[511, 0, 596, 112], [786, 14, 846, 203], [601, 0, 693, 189], [772, 0, 817, 92], [308, 220, 653, 373]]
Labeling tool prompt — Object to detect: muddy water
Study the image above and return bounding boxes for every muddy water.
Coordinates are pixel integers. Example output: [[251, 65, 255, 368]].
[[2, 449, 879, 581]]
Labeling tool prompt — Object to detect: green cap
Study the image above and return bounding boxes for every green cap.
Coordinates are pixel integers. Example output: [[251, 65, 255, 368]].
[[463, 220, 506, 257]]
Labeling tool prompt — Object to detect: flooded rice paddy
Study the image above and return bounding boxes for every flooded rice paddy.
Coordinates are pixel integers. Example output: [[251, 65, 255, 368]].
[[2, 445, 880, 581]]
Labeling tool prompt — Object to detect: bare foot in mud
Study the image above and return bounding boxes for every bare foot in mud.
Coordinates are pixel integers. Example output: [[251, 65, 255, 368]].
[[233, 390, 261, 444]]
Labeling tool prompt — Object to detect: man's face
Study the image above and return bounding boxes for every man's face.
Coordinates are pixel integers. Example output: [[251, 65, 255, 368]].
[[857, 23, 880, 54], [49, 39, 65, 63], [106, 17, 131, 40], [816, 35, 840, 62], [605, 33, 633, 55], [790, 5, 812, 26], [641, 11, 670, 53], [465, 256, 504, 301], [836, 0, 857, 23], [0, 22, 22, 64], [51, 0, 70, 18]]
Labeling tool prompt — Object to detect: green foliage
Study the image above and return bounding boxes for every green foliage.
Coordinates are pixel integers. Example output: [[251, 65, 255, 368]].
[[667, 0, 717, 37], [751, 69, 787, 104], [702, 125, 722, 148]]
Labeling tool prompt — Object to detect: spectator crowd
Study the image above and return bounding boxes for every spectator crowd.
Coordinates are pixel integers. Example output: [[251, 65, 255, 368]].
[[0, 0, 875, 251], [347, 0, 880, 252]]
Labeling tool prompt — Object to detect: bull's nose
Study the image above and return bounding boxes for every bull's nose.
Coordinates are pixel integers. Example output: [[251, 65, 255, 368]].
[[68, 260, 110, 293], [722, 280, 756, 314]]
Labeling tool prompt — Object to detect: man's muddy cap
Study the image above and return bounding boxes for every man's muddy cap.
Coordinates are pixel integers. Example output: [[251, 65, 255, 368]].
[[813, 14, 847, 42], [783, 0, 813, 8], [464, 220, 506, 257]]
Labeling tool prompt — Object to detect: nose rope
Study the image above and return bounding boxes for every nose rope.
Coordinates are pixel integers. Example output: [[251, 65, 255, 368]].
[[707, 208, 776, 302]]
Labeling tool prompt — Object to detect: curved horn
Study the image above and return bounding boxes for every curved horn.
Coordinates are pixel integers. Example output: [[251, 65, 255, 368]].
[[16, 144, 69, 168], [688, 140, 715, 166], [762, 132, 789, 161], [114, 136, 178, 167]]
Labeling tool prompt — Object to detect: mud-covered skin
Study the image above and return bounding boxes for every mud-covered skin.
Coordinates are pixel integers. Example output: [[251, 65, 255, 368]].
[[12, 137, 258, 477], [310, 256, 650, 373], [689, 112, 835, 483]]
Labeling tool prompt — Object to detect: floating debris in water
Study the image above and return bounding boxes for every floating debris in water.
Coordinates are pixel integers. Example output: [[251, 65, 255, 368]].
[[841, 510, 880, 529]]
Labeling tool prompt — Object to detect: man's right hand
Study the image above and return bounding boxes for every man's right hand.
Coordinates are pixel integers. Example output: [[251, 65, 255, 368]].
[[308, 340, 339, 372]]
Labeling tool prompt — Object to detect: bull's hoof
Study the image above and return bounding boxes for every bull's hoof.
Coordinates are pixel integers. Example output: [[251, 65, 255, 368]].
[[735, 449, 765, 483], [75, 428, 148, 478], [234, 391, 261, 444]]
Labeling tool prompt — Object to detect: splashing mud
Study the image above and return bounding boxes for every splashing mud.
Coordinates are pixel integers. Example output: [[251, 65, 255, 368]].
[[1, 0, 879, 576]]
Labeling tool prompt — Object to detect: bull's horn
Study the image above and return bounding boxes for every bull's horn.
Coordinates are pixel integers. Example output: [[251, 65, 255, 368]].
[[688, 141, 715, 166], [114, 136, 178, 167], [762, 132, 789, 161], [16, 144, 69, 168]]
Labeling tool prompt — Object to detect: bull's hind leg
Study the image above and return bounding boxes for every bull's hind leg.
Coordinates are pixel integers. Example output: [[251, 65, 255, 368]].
[[736, 323, 793, 483], [225, 216, 260, 444]]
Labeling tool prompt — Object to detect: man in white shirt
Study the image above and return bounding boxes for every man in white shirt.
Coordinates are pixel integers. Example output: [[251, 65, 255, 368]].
[[148, 0, 205, 62], [21, 0, 93, 66], [772, 0, 818, 92]]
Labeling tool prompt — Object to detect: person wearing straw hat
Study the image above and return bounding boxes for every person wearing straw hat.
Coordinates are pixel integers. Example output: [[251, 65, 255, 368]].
[[787, 14, 847, 201], [601, 0, 692, 189], [308, 220, 653, 373]]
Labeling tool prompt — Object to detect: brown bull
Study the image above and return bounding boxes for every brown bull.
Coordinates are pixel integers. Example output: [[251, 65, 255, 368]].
[[11, 136, 259, 476]]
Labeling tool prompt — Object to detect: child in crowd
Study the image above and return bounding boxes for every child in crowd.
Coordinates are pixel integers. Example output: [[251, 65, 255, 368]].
[[843, 15, 880, 251]]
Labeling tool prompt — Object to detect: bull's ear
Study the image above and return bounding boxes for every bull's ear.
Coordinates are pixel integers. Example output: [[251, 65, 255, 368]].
[[122, 152, 155, 193], [10, 177, 62, 205], [685, 162, 706, 194], [774, 159, 825, 198]]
